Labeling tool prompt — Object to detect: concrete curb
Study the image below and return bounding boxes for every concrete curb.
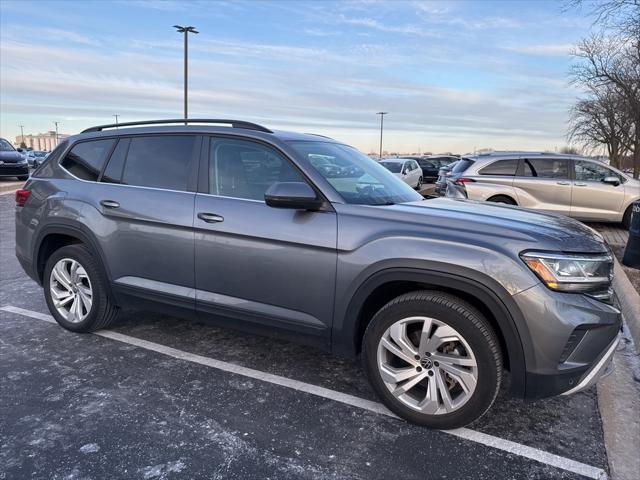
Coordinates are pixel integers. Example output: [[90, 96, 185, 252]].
[[613, 258, 640, 354], [0, 181, 23, 195]]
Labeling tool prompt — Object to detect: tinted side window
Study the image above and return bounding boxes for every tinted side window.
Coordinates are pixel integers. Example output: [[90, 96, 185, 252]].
[[522, 158, 569, 179], [101, 139, 129, 184], [575, 160, 623, 182], [121, 136, 197, 191], [61, 139, 115, 181], [479, 159, 519, 176], [209, 138, 304, 201], [451, 159, 474, 174]]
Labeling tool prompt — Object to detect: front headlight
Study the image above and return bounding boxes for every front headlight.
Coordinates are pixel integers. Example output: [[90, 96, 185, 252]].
[[520, 251, 613, 293]]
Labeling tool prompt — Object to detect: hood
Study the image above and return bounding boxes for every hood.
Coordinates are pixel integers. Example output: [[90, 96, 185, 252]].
[[384, 198, 608, 253], [0, 151, 25, 163]]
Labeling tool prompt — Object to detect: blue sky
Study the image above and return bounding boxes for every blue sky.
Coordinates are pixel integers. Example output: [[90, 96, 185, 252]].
[[0, 0, 597, 153]]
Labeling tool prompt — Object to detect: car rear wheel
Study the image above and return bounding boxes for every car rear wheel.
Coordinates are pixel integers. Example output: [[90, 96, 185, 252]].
[[17, 175, 29, 181], [487, 195, 516, 205], [363, 290, 502, 429], [44, 244, 118, 332], [416, 177, 423, 190], [623, 205, 633, 230]]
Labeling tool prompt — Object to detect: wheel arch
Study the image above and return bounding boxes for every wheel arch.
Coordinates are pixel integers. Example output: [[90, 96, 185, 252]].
[[33, 223, 115, 301], [486, 194, 517, 205], [337, 267, 529, 397]]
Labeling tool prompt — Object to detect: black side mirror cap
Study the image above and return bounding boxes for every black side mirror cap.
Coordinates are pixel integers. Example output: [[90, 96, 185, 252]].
[[264, 182, 324, 211]]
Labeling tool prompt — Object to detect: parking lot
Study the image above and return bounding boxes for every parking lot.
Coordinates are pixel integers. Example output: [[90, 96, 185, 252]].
[[0, 188, 623, 480]]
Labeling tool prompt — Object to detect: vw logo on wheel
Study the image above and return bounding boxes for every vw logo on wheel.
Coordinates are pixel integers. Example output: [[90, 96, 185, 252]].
[[420, 357, 433, 369]]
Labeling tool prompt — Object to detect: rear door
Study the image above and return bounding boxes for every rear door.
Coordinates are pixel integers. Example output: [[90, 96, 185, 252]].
[[512, 158, 571, 215], [570, 160, 626, 221], [194, 136, 337, 342], [89, 135, 200, 309]]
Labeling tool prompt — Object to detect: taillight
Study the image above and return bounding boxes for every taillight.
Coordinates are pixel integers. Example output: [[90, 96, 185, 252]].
[[15, 189, 31, 207], [453, 177, 476, 185]]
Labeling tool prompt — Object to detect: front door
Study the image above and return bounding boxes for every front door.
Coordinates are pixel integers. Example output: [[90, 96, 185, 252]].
[[570, 160, 626, 221], [194, 136, 337, 342], [513, 158, 572, 215]]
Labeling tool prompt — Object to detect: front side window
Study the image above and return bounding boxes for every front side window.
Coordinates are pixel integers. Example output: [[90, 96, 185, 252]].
[[289, 141, 423, 205], [0, 139, 15, 152], [209, 138, 305, 201], [479, 159, 519, 176], [61, 139, 115, 181], [121, 135, 197, 191], [575, 160, 624, 183], [522, 158, 569, 179]]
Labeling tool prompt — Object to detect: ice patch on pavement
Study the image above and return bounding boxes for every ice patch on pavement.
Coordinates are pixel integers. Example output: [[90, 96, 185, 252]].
[[141, 460, 186, 479], [79, 443, 100, 453]]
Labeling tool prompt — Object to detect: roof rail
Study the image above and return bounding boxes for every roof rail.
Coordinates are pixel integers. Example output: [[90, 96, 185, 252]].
[[81, 119, 273, 134]]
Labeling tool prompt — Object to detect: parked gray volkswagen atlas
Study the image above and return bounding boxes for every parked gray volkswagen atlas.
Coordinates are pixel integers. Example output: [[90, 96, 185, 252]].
[[15, 120, 621, 429]]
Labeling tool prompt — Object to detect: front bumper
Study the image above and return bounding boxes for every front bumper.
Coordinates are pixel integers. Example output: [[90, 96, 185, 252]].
[[0, 164, 29, 176], [513, 283, 622, 398]]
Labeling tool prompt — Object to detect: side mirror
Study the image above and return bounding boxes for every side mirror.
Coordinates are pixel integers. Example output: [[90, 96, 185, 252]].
[[16, 148, 23, 152], [265, 182, 323, 210], [602, 176, 620, 186]]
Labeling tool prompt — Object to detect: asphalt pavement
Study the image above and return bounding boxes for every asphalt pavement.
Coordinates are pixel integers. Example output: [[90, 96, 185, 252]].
[[0, 190, 610, 480]]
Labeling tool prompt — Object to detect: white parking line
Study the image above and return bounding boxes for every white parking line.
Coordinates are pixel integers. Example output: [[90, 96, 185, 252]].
[[1, 305, 607, 480]]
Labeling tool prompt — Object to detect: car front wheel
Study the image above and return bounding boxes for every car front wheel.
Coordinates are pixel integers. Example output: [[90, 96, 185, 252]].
[[363, 290, 502, 429]]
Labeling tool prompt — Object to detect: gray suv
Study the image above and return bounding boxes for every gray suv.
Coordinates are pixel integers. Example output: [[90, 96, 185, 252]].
[[15, 119, 621, 429]]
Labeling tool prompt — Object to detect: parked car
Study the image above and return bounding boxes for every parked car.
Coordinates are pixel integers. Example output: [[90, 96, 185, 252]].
[[380, 158, 423, 189], [16, 119, 620, 430], [24, 150, 48, 168], [435, 159, 465, 196], [444, 151, 640, 228], [410, 155, 459, 183], [0, 138, 29, 180]]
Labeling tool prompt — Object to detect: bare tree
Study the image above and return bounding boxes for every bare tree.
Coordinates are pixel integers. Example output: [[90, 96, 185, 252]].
[[568, 87, 631, 167], [565, 0, 640, 38]]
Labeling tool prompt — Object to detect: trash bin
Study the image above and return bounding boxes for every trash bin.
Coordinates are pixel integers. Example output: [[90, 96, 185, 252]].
[[622, 201, 640, 268]]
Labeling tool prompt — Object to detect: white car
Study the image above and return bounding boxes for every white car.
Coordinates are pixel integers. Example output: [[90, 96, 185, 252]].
[[380, 159, 423, 189]]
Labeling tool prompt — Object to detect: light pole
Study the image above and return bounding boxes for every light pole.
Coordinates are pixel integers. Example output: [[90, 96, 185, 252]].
[[376, 112, 388, 160], [173, 25, 199, 123], [53, 121, 59, 146], [113, 114, 120, 127], [19, 125, 25, 147]]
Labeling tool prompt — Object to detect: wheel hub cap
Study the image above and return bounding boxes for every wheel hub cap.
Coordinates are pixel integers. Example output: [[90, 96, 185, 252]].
[[49, 258, 93, 323], [376, 316, 478, 415]]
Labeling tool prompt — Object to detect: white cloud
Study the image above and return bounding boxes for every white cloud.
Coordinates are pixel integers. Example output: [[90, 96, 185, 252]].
[[502, 43, 573, 56]]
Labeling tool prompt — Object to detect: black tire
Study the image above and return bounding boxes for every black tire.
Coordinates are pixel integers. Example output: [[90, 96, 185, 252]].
[[362, 290, 502, 429], [17, 175, 29, 181], [416, 177, 423, 190], [44, 244, 118, 332], [487, 195, 516, 205], [622, 205, 633, 230]]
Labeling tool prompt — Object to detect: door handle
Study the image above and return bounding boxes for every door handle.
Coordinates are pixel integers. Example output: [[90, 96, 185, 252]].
[[574, 183, 587, 186], [556, 181, 570, 186], [197, 212, 224, 223], [100, 200, 120, 209]]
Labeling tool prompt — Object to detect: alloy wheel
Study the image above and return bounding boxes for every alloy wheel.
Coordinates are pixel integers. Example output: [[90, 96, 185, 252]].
[[376, 316, 478, 415], [49, 258, 93, 323]]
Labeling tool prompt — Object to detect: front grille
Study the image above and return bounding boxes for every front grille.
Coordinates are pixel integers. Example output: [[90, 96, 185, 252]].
[[0, 166, 28, 176]]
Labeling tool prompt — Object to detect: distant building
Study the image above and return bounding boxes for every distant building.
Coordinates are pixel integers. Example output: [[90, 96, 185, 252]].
[[15, 131, 70, 151]]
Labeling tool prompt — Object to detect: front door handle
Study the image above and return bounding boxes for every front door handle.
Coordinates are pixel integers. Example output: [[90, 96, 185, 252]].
[[556, 181, 570, 186], [100, 200, 120, 209], [197, 212, 224, 223], [574, 182, 587, 186]]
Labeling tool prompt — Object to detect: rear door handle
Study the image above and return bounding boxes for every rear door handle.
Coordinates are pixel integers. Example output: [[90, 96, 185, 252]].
[[197, 212, 224, 223], [100, 200, 120, 209], [574, 182, 587, 186], [556, 181, 570, 186]]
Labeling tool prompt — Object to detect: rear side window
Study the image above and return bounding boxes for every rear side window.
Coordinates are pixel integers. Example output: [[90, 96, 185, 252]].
[[101, 139, 130, 184], [121, 136, 197, 191], [450, 159, 474, 174], [479, 159, 519, 176], [61, 139, 115, 181], [522, 158, 569, 179]]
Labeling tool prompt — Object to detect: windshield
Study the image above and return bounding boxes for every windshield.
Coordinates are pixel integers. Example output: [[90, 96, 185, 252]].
[[289, 141, 423, 206], [0, 139, 16, 152], [380, 162, 402, 173]]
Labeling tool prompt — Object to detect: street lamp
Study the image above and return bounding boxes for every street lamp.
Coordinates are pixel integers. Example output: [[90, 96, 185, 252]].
[[19, 125, 25, 147], [113, 114, 120, 127], [173, 25, 199, 123], [376, 112, 388, 160], [53, 121, 59, 145]]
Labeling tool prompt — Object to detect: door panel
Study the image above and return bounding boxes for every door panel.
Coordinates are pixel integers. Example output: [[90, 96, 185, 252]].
[[570, 160, 626, 221], [513, 158, 572, 215], [194, 137, 337, 338]]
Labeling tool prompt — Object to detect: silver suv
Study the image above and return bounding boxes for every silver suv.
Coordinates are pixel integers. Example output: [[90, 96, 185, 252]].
[[444, 151, 640, 228], [15, 120, 621, 429]]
